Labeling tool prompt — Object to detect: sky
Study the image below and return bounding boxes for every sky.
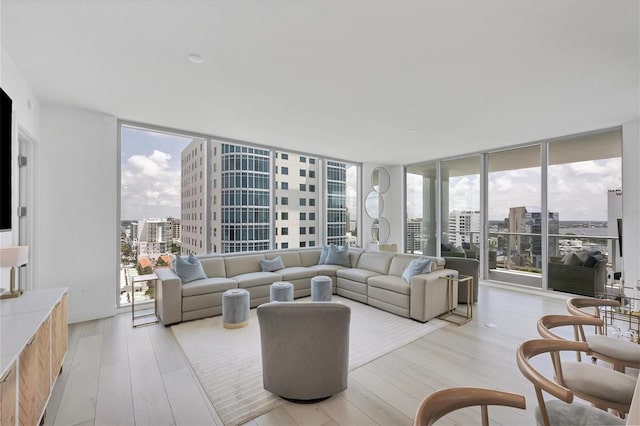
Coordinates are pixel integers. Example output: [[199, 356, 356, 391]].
[[121, 127, 191, 220], [122, 127, 622, 223], [121, 127, 359, 221], [406, 158, 622, 221]]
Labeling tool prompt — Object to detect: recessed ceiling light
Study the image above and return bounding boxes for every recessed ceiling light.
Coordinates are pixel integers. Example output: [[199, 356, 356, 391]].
[[188, 54, 204, 64], [408, 128, 418, 133]]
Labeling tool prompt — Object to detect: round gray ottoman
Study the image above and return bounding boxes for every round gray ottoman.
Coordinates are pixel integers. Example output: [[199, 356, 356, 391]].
[[222, 288, 250, 329], [311, 275, 332, 301], [270, 281, 294, 302]]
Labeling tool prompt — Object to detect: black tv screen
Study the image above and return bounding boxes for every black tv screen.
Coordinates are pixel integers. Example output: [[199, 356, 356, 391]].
[[1, 87, 12, 231]]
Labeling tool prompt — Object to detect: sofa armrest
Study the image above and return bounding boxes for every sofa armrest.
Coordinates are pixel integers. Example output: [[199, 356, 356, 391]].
[[443, 257, 479, 303], [409, 269, 457, 322], [155, 267, 182, 326]]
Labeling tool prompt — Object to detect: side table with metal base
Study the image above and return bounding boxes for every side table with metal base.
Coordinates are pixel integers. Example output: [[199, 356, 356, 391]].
[[130, 273, 159, 327], [440, 274, 474, 325]]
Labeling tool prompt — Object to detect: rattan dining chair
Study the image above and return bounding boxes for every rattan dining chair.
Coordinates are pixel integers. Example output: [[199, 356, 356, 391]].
[[516, 339, 626, 426], [413, 387, 526, 426]]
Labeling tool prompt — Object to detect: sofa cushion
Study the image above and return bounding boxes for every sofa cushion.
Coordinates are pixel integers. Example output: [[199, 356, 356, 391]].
[[233, 271, 282, 288], [299, 249, 321, 267], [356, 252, 394, 275], [337, 268, 380, 284], [308, 264, 345, 276], [278, 266, 317, 281], [175, 254, 207, 283], [326, 244, 350, 267], [260, 256, 285, 272], [265, 251, 301, 268], [402, 258, 432, 283], [225, 254, 265, 277], [182, 277, 237, 297], [199, 257, 226, 278], [368, 275, 411, 295]]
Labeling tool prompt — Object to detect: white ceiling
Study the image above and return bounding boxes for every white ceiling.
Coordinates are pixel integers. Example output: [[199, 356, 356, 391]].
[[2, 0, 638, 165]]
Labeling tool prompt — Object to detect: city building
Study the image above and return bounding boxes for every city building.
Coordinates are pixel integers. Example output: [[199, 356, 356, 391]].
[[182, 141, 348, 254], [448, 210, 480, 247], [136, 218, 172, 260], [405, 219, 423, 254]]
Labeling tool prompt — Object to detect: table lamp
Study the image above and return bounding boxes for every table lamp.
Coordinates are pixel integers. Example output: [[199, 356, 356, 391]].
[[0, 245, 29, 299]]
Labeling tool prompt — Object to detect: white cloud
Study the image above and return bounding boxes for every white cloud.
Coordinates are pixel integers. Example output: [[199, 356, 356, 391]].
[[121, 150, 182, 219]]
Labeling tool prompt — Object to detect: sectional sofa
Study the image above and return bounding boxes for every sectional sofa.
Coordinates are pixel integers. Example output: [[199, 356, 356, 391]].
[[155, 247, 479, 326]]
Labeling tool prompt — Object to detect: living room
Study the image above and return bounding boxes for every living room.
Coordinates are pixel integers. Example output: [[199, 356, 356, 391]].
[[1, 1, 639, 425]]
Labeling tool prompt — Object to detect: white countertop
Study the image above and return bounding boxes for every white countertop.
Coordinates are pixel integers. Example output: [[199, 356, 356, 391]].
[[0, 287, 67, 376]]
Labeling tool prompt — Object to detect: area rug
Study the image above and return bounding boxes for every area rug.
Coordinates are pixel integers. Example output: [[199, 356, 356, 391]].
[[171, 296, 448, 425]]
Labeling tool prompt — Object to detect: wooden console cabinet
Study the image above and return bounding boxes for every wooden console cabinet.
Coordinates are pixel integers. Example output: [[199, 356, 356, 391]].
[[0, 288, 68, 426]]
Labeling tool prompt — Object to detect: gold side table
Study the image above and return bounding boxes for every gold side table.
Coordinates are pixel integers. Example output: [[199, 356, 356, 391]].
[[130, 273, 159, 327], [440, 274, 473, 325]]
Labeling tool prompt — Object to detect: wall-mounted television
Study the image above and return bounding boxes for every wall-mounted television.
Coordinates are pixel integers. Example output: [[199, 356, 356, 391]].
[[1, 87, 12, 231]]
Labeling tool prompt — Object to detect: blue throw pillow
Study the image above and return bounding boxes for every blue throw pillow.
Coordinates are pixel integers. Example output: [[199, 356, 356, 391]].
[[402, 258, 432, 283], [318, 244, 331, 264], [260, 256, 285, 272], [325, 244, 350, 267], [174, 253, 207, 283]]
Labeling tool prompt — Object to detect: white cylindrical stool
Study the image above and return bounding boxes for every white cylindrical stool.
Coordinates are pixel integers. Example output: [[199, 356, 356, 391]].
[[270, 281, 294, 302], [222, 288, 250, 329], [311, 275, 332, 301]]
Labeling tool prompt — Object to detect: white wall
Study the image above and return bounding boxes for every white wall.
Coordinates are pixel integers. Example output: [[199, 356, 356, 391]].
[[39, 105, 118, 323], [1, 51, 41, 283]]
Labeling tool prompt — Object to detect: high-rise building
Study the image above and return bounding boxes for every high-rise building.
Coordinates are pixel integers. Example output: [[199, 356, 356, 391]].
[[405, 219, 422, 253], [448, 211, 481, 246], [507, 206, 559, 268], [180, 139, 207, 255], [182, 141, 347, 254], [137, 218, 171, 259]]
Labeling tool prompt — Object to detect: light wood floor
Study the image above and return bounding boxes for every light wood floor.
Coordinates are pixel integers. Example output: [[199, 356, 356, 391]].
[[45, 283, 584, 425]]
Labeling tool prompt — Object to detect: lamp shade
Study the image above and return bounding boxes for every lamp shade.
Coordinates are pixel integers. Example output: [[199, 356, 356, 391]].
[[0, 246, 29, 268]]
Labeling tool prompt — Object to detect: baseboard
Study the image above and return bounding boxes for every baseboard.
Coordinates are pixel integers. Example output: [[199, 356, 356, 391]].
[[68, 305, 118, 324]]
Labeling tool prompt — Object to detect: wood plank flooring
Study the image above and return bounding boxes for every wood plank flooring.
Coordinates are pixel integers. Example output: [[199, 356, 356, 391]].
[[44, 283, 589, 425]]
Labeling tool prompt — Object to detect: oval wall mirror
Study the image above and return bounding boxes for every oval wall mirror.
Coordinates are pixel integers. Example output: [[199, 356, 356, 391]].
[[378, 217, 390, 243], [365, 191, 383, 218], [372, 167, 390, 193], [371, 219, 380, 243]]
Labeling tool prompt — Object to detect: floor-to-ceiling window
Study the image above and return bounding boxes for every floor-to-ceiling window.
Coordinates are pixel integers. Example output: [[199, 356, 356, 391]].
[[405, 162, 437, 256], [404, 127, 623, 293], [120, 122, 361, 306], [547, 129, 622, 294], [326, 161, 359, 246], [120, 125, 193, 307], [487, 145, 542, 287], [440, 156, 481, 262]]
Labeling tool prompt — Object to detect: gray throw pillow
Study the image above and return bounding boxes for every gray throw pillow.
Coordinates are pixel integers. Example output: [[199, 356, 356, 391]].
[[325, 244, 350, 267], [175, 253, 207, 283], [584, 254, 604, 268], [260, 256, 285, 272], [402, 258, 432, 283], [563, 253, 583, 266], [318, 244, 331, 265]]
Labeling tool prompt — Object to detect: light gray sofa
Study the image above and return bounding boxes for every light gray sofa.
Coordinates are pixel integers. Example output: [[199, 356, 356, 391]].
[[156, 247, 477, 326]]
